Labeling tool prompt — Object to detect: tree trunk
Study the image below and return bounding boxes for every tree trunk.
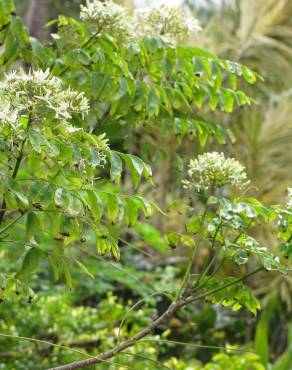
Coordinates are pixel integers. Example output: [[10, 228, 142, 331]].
[[24, 0, 52, 42]]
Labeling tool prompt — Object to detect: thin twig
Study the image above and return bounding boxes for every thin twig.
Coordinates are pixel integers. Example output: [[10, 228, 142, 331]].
[[175, 206, 208, 300], [117, 289, 176, 342], [141, 338, 256, 353], [121, 351, 174, 370], [47, 267, 263, 370], [0, 333, 134, 369]]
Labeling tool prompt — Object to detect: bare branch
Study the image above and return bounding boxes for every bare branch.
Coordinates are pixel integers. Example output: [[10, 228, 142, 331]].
[[47, 267, 262, 370]]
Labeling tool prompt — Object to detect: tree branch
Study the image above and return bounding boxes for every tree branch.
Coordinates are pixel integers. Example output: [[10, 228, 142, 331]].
[[47, 267, 263, 370], [47, 297, 187, 370]]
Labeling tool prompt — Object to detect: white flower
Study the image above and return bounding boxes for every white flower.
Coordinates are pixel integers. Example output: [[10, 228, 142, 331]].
[[0, 68, 89, 128], [183, 152, 249, 192], [0, 104, 18, 128], [134, 4, 201, 45], [287, 188, 292, 209], [80, 0, 135, 42]]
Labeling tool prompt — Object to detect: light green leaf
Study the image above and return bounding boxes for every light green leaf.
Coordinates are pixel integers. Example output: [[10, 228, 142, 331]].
[[26, 212, 40, 240], [16, 247, 40, 279], [106, 193, 120, 223], [67, 195, 82, 217], [54, 188, 69, 208], [61, 258, 73, 290], [7, 242, 25, 263], [109, 151, 123, 183], [74, 258, 94, 279]]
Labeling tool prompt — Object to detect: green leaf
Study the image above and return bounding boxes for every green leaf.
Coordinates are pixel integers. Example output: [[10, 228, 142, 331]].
[[12, 190, 29, 209], [108, 237, 120, 261], [147, 87, 160, 117], [255, 299, 277, 367], [121, 153, 151, 187], [142, 162, 153, 184], [28, 129, 47, 153], [186, 215, 201, 233], [37, 185, 54, 209], [220, 90, 234, 112], [84, 190, 103, 221], [234, 249, 248, 265], [106, 194, 119, 223], [229, 74, 237, 89], [54, 188, 69, 208], [67, 195, 82, 217], [164, 232, 181, 249], [0, 0, 15, 27], [26, 212, 40, 240], [271, 352, 292, 370], [63, 49, 90, 67], [109, 151, 123, 183], [125, 198, 139, 226], [144, 36, 165, 52], [48, 255, 60, 281], [10, 17, 30, 48], [203, 276, 260, 315], [7, 242, 25, 263], [125, 154, 144, 175], [0, 29, 18, 65], [96, 237, 111, 255], [61, 258, 73, 290], [112, 78, 129, 101], [4, 191, 19, 211], [271, 324, 292, 370], [16, 247, 40, 279], [135, 196, 153, 218], [135, 222, 168, 253], [30, 37, 56, 66], [242, 65, 257, 84], [74, 258, 94, 279]]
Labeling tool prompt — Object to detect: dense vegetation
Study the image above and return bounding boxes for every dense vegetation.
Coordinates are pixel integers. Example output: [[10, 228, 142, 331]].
[[0, 1, 291, 369]]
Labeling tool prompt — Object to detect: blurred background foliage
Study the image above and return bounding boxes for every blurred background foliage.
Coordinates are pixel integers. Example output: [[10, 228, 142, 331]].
[[0, 0, 291, 368]]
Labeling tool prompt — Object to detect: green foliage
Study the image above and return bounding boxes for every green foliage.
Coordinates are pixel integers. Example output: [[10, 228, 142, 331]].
[[0, 291, 157, 369], [254, 300, 277, 367], [0, 0, 290, 369], [199, 352, 265, 370], [0, 0, 266, 293], [200, 276, 260, 315]]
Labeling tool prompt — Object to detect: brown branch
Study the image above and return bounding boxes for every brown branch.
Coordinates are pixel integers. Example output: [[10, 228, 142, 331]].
[[47, 297, 187, 370], [47, 267, 262, 370]]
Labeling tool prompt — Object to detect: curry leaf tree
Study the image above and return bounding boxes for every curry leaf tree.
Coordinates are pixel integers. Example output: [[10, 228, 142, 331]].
[[0, 1, 290, 369]]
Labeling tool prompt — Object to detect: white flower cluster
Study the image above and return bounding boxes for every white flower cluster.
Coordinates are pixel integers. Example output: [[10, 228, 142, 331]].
[[287, 188, 292, 209], [183, 152, 249, 192], [80, 1, 201, 45], [134, 4, 201, 45], [80, 0, 135, 41], [0, 69, 89, 129]]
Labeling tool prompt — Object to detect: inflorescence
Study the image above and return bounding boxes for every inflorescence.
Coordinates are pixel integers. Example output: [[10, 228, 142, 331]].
[[183, 152, 250, 192], [134, 4, 201, 45], [80, 1, 201, 45], [0, 69, 89, 129], [80, 0, 135, 42]]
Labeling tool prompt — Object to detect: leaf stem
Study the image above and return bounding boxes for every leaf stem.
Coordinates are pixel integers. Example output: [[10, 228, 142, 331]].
[[186, 266, 263, 306], [175, 205, 208, 300], [0, 136, 27, 225], [0, 212, 27, 237]]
